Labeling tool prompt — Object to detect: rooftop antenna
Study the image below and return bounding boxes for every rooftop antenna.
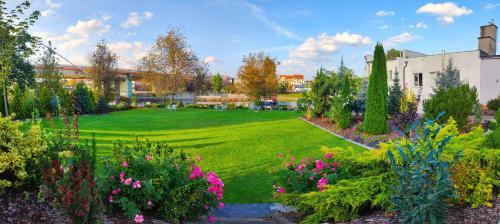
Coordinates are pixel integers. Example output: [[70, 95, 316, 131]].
[[489, 19, 495, 25]]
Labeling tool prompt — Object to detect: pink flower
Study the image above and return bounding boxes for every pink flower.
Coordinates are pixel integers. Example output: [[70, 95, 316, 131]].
[[331, 167, 336, 172], [145, 155, 152, 161], [324, 153, 333, 159], [219, 202, 225, 209], [315, 160, 329, 171], [122, 161, 128, 168], [277, 153, 284, 158], [204, 204, 209, 210], [124, 178, 132, 186], [309, 176, 315, 181], [189, 166, 204, 179], [133, 180, 141, 189], [110, 175, 115, 180], [317, 177, 328, 191], [147, 200, 153, 207], [208, 216, 215, 223], [332, 162, 338, 167], [134, 214, 144, 223], [119, 171, 125, 182], [276, 187, 286, 193], [290, 156, 296, 161], [296, 163, 306, 171], [112, 188, 119, 195], [108, 195, 113, 203]]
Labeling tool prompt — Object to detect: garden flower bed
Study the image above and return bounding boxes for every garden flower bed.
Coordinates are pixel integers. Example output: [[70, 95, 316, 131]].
[[306, 116, 400, 148]]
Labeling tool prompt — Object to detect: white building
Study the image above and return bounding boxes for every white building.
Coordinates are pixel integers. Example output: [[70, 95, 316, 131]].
[[364, 22, 500, 108]]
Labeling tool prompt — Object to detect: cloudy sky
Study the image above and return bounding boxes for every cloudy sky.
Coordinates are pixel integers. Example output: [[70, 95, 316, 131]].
[[22, 0, 500, 79]]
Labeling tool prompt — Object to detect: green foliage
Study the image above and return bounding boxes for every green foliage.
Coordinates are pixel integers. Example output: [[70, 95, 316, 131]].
[[387, 117, 461, 224], [95, 96, 109, 114], [424, 83, 479, 130], [212, 73, 223, 94], [487, 96, 500, 111], [387, 71, 402, 116], [484, 109, 500, 148], [364, 43, 388, 134], [435, 58, 460, 91], [352, 79, 367, 115], [101, 140, 223, 223], [311, 68, 333, 117], [386, 48, 402, 60], [0, 116, 47, 191], [72, 82, 96, 114], [331, 73, 352, 129], [282, 173, 393, 224]]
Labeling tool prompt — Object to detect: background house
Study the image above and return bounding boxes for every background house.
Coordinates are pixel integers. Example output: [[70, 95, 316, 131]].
[[365, 22, 500, 109]]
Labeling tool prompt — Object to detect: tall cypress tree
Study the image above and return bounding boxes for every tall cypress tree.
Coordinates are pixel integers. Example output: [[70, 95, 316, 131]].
[[364, 43, 388, 134]]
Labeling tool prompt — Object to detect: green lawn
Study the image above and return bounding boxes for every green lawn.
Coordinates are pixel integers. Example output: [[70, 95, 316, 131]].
[[41, 108, 363, 203]]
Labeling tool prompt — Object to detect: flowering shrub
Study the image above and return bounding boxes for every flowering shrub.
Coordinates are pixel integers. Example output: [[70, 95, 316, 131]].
[[274, 152, 340, 194], [101, 140, 223, 223]]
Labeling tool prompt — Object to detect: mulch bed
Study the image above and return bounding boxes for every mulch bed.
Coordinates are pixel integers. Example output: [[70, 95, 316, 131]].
[[0, 189, 66, 224]]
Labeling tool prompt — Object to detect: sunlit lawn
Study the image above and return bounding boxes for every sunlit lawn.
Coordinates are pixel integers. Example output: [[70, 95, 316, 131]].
[[40, 108, 364, 203], [277, 92, 303, 102]]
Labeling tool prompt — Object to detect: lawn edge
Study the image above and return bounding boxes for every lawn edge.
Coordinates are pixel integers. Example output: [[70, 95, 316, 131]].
[[298, 117, 373, 151]]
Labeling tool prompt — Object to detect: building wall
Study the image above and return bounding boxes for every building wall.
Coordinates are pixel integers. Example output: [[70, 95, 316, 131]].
[[480, 58, 500, 103]]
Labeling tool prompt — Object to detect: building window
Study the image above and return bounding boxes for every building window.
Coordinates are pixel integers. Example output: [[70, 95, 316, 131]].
[[414, 73, 423, 87]]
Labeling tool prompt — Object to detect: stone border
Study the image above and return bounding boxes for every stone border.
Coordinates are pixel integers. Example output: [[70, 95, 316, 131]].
[[298, 117, 374, 150]]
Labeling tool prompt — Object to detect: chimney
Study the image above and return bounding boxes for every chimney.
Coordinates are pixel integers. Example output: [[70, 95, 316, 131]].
[[478, 21, 497, 56]]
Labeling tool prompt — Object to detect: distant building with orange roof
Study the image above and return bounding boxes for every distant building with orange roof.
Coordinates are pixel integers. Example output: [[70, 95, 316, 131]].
[[279, 74, 304, 86]]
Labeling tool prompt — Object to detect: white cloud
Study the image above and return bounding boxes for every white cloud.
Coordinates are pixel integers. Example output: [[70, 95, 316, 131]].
[[484, 3, 500, 10], [383, 32, 419, 47], [125, 32, 136, 37], [416, 2, 472, 25], [41, 9, 55, 17], [45, 0, 61, 9], [410, 22, 428, 29], [204, 56, 216, 64], [121, 11, 154, 29], [375, 10, 395, 16], [102, 14, 112, 21], [108, 41, 146, 68], [379, 24, 389, 29], [241, 1, 299, 40], [67, 18, 110, 37], [122, 12, 141, 29], [280, 32, 371, 74], [144, 11, 154, 20], [231, 34, 244, 44]]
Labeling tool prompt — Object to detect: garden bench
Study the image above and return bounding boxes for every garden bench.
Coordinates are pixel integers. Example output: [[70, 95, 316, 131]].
[[167, 104, 177, 111]]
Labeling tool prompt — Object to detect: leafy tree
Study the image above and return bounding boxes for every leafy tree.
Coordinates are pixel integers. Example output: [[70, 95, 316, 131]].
[[139, 28, 203, 100], [424, 83, 478, 130], [212, 73, 222, 94], [435, 58, 460, 91], [364, 43, 388, 134], [0, 1, 40, 115], [385, 48, 402, 60], [190, 63, 210, 95], [237, 51, 279, 100], [38, 41, 61, 91], [311, 68, 333, 117], [88, 40, 119, 101], [387, 70, 402, 116]]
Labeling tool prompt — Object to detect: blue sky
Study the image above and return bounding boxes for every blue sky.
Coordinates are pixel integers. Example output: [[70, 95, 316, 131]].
[[24, 0, 500, 79]]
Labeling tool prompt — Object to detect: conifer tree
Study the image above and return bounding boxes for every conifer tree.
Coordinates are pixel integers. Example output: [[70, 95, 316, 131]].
[[388, 70, 402, 116], [364, 43, 388, 134], [311, 68, 333, 117]]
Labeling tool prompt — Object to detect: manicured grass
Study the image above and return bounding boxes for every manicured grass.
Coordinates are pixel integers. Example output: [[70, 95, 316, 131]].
[[41, 108, 364, 203], [277, 93, 303, 102]]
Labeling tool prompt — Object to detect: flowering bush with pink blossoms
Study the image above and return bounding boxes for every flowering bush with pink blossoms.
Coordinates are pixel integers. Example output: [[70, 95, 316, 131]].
[[273, 152, 341, 194], [101, 140, 223, 223]]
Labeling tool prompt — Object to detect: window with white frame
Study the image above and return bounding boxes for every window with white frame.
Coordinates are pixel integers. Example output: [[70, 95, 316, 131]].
[[414, 73, 423, 87]]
